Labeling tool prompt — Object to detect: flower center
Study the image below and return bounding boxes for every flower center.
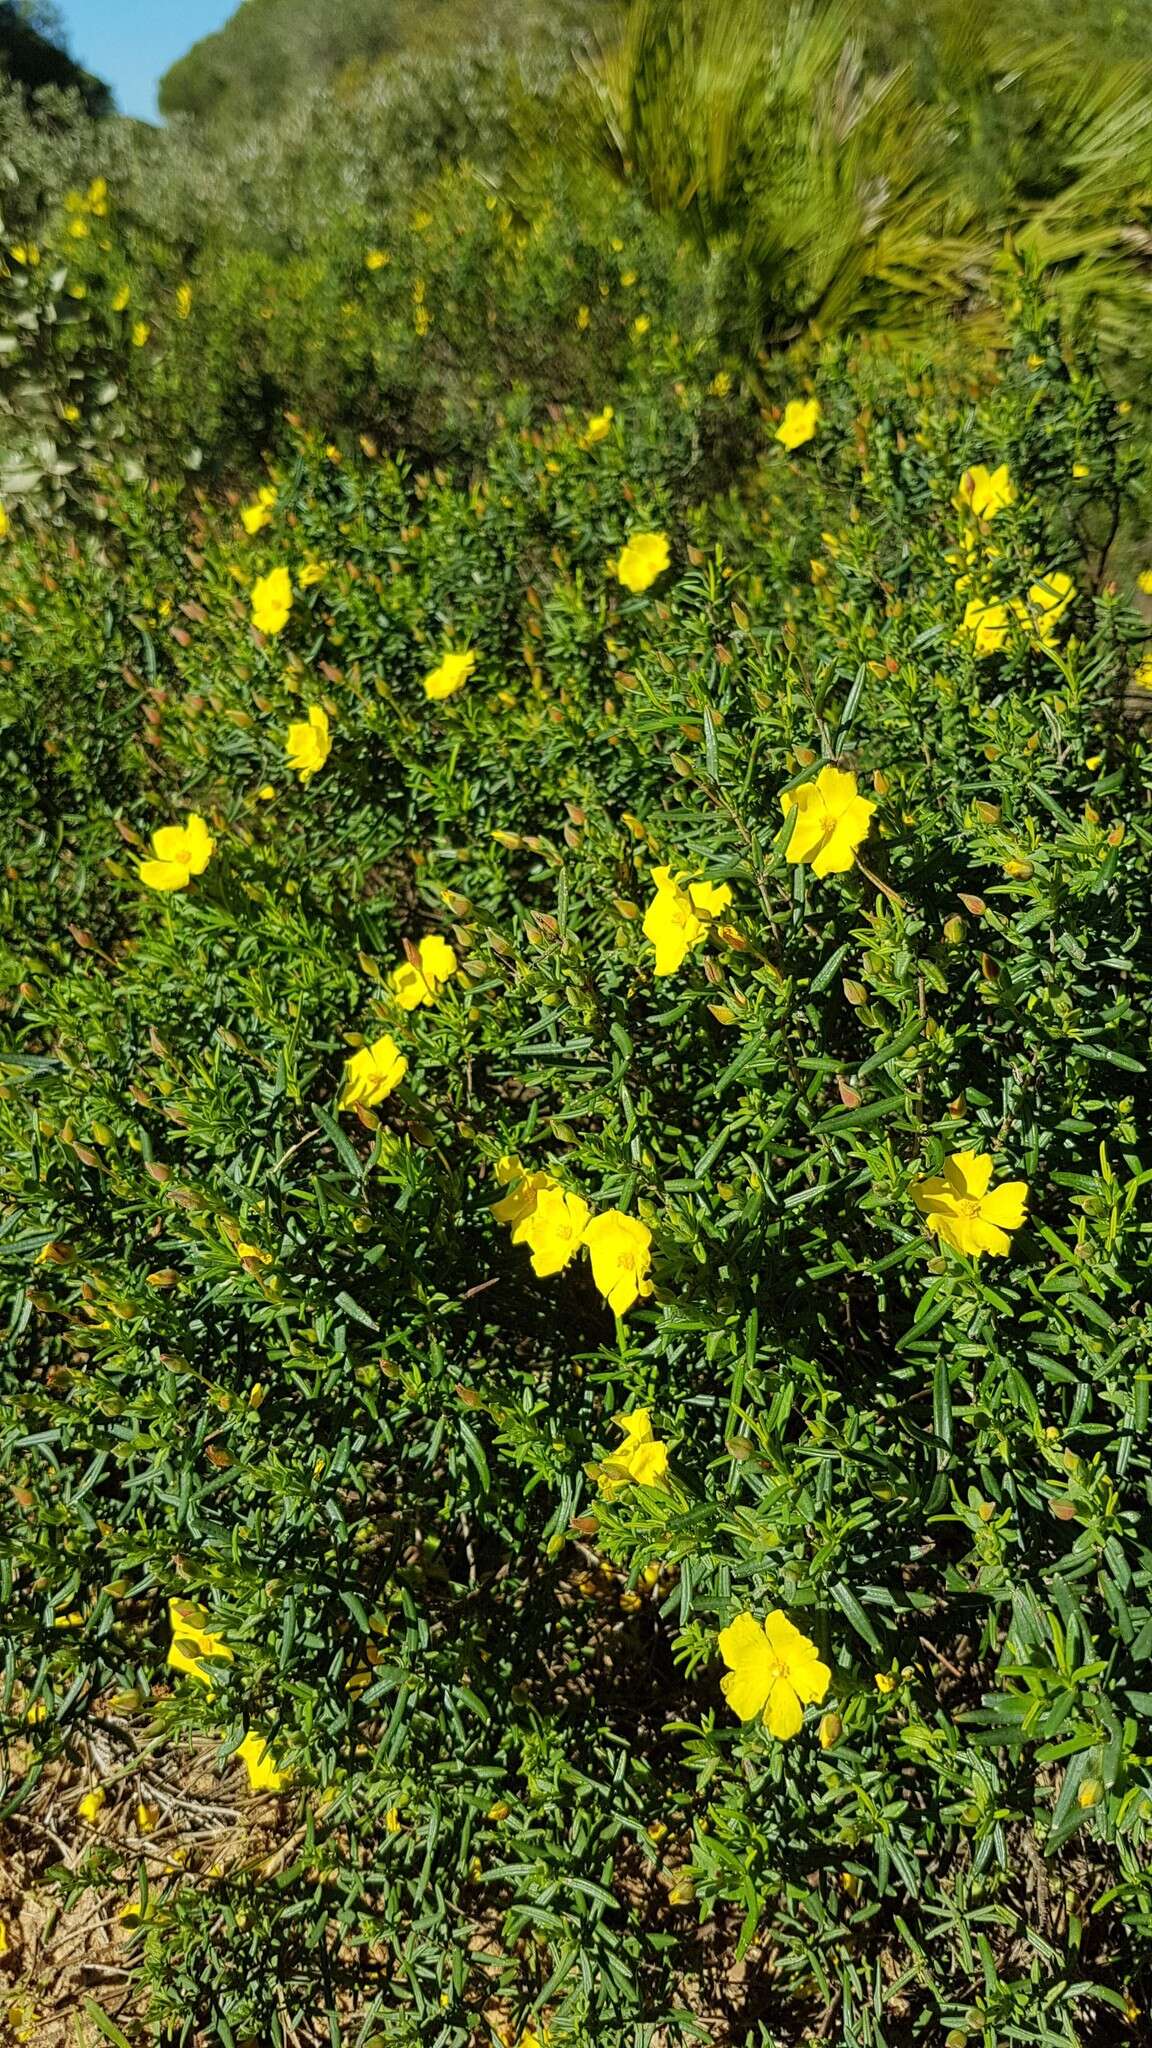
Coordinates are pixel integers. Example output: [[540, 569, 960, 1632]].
[[958, 1197, 981, 1217]]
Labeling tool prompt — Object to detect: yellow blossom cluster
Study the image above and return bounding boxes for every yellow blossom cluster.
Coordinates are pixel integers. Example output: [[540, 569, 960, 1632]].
[[491, 1157, 653, 1316], [167, 1600, 288, 1792], [948, 465, 1076, 654]]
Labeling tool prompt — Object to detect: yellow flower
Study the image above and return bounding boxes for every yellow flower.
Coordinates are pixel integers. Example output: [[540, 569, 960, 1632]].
[[365, 248, 390, 270], [632, 314, 651, 336], [780, 765, 875, 878], [874, 1671, 897, 1694], [955, 462, 1016, 520], [88, 176, 108, 211], [240, 486, 277, 535], [581, 405, 614, 447], [112, 282, 130, 311], [340, 1036, 407, 1109], [0, 501, 8, 539], [576, 304, 590, 330], [61, 402, 80, 420], [68, 216, 89, 239], [1014, 570, 1074, 644], [236, 1731, 287, 1793], [582, 1210, 653, 1316], [167, 1598, 233, 1687], [615, 531, 670, 594], [251, 566, 293, 636], [132, 321, 151, 348], [642, 866, 732, 976], [1133, 652, 1152, 692], [1073, 462, 1089, 480], [176, 282, 193, 318], [78, 1788, 106, 1824], [423, 649, 476, 700], [516, 1184, 591, 1278], [298, 559, 328, 587], [139, 813, 215, 893], [718, 1610, 831, 1740], [1137, 570, 1152, 595], [390, 933, 458, 1009], [960, 596, 1011, 656], [596, 1409, 669, 1495], [285, 703, 332, 783], [710, 370, 732, 397], [490, 1156, 554, 1230], [775, 397, 821, 451], [911, 1150, 1028, 1259]]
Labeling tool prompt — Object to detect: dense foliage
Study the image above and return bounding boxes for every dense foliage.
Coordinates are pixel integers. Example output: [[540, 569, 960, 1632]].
[[158, 0, 613, 126], [3, 5, 1152, 2045]]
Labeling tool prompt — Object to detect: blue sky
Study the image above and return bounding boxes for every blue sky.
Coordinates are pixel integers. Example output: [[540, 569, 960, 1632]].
[[59, 0, 238, 120]]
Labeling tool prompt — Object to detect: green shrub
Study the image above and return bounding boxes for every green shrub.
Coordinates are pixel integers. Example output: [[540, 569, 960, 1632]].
[[3, 288, 1152, 2045]]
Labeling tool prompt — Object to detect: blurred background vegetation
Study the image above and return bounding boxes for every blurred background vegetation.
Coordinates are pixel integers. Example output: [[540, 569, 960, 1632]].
[[3, 0, 1152, 519]]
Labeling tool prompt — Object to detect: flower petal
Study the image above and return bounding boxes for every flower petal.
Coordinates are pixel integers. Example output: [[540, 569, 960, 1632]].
[[718, 1614, 774, 1722], [979, 1180, 1028, 1230], [763, 1677, 804, 1739], [944, 1152, 994, 1200]]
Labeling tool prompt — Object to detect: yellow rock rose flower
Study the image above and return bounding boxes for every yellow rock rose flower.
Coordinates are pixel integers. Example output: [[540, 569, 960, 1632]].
[[139, 813, 215, 893], [251, 566, 293, 636], [595, 1409, 669, 1495], [236, 1732, 288, 1793], [780, 765, 875, 878], [390, 933, 458, 1009], [614, 531, 670, 594], [718, 1609, 831, 1740], [423, 649, 476, 700], [582, 405, 614, 446], [961, 596, 1012, 655], [490, 1156, 554, 1231], [775, 397, 821, 451], [954, 462, 1016, 520], [340, 1035, 408, 1110], [516, 1184, 591, 1278], [241, 486, 277, 536], [911, 1150, 1028, 1259], [642, 866, 733, 976], [168, 1598, 233, 1687], [582, 1210, 653, 1316], [285, 703, 331, 783]]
